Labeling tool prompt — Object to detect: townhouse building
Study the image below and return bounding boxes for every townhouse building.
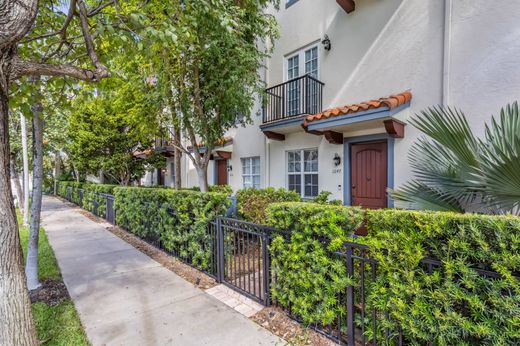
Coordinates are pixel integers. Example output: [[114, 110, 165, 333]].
[[147, 0, 520, 207]]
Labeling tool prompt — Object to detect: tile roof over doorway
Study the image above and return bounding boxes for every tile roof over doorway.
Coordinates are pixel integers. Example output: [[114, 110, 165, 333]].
[[304, 91, 412, 126]]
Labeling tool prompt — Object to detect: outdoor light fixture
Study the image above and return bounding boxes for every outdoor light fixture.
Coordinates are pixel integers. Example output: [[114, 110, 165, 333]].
[[227, 165, 233, 172], [333, 153, 341, 166], [322, 34, 331, 51]]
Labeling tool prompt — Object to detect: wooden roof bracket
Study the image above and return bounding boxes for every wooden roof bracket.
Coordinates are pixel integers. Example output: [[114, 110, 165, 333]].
[[337, 0, 355, 13], [263, 131, 285, 141], [384, 119, 406, 138]]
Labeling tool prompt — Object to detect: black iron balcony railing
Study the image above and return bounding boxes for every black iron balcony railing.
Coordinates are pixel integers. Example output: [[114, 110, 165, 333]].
[[263, 74, 324, 124]]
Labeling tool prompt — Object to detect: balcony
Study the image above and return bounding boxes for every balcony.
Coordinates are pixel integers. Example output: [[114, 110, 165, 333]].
[[262, 74, 324, 124]]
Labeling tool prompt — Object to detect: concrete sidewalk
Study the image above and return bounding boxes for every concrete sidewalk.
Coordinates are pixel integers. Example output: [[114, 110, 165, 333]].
[[41, 195, 283, 346]]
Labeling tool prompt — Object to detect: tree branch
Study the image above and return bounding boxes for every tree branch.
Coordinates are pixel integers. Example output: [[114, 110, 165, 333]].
[[22, 0, 77, 43], [87, 0, 115, 17], [11, 56, 109, 82], [77, 0, 108, 75]]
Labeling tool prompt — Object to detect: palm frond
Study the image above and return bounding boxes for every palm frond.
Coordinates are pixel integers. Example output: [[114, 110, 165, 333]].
[[389, 181, 464, 212], [408, 137, 481, 205], [411, 106, 480, 168]]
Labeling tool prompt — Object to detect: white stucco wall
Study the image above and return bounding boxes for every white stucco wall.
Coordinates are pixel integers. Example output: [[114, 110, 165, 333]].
[[163, 0, 520, 205], [448, 0, 520, 136]]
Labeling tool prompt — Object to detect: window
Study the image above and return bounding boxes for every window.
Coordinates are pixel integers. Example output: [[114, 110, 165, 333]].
[[287, 149, 318, 198], [285, 44, 320, 115], [241, 157, 261, 189], [286, 44, 320, 81]]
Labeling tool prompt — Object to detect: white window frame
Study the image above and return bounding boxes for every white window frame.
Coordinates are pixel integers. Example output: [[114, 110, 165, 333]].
[[286, 148, 319, 198], [284, 43, 320, 82], [241, 156, 261, 189]]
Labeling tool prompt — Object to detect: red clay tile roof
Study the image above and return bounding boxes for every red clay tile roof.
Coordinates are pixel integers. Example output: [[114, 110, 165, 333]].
[[304, 91, 412, 126]]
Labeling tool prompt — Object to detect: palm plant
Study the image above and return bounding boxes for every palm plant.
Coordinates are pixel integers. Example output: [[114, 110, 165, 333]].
[[391, 102, 520, 214]]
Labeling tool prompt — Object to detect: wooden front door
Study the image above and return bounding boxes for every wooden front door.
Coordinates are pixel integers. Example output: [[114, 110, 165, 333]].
[[216, 159, 228, 185], [350, 141, 387, 209]]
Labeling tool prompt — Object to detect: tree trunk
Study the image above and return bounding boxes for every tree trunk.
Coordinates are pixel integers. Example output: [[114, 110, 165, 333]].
[[20, 114, 30, 226], [174, 125, 182, 189], [53, 150, 61, 195], [10, 153, 24, 209], [197, 167, 209, 192], [0, 46, 39, 346], [26, 92, 43, 291]]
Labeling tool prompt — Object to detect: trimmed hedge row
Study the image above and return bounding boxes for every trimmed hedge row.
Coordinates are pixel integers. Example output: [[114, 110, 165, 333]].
[[267, 202, 364, 325], [56, 181, 118, 217], [266, 203, 520, 345], [236, 187, 301, 224], [114, 187, 230, 270], [362, 209, 520, 345]]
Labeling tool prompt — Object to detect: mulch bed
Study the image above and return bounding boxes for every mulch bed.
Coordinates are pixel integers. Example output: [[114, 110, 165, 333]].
[[77, 209, 107, 224], [30, 279, 70, 307], [107, 225, 217, 290], [252, 306, 336, 346]]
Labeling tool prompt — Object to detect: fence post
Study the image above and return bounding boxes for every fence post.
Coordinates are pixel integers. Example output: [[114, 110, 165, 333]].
[[346, 243, 355, 345], [262, 229, 271, 306], [216, 216, 225, 283]]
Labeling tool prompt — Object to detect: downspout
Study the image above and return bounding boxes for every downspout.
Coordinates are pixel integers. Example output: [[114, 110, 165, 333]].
[[263, 55, 270, 188], [442, 0, 452, 106]]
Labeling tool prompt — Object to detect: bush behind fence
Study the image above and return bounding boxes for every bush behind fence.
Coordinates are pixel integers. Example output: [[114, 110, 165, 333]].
[[56, 182, 520, 344]]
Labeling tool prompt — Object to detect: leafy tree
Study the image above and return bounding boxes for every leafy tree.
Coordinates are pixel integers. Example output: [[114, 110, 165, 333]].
[[1, 0, 117, 343], [391, 102, 520, 214], [67, 75, 164, 185], [132, 0, 279, 191]]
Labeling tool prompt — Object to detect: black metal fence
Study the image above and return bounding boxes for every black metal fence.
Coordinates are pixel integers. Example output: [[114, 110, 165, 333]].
[[64, 190, 116, 226], [59, 194, 520, 345], [263, 74, 324, 124]]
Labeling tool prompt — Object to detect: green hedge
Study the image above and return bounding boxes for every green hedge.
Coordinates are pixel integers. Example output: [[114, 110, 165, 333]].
[[236, 187, 301, 223], [56, 181, 118, 217], [114, 187, 230, 269], [267, 202, 520, 344], [266, 202, 364, 325], [361, 209, 520, 345], [56, 181, 84, 205], [81, 183, 118, 217]]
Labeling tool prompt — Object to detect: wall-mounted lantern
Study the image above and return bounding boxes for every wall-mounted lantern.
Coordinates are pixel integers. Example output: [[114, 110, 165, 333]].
[[227, 164, 233, 172], [333, 153, 341, 166], [322, 34, 332, 51]]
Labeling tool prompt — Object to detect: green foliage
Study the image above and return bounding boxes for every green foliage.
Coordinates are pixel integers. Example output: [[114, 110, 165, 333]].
[[236, 187, 301, 224], [392, 102, 520, 213], [360, 209, 520, 345], [56, 181, 84, 205], [312, 191, 342, 205], [127, 0, 279, 190], [56, 181, 117, 217], [82, 183, 118, 217], [266, 202, 364, 325], [114, 187, 230, 269], [67, 66, 163, 185], [184, 184, 233, 195]]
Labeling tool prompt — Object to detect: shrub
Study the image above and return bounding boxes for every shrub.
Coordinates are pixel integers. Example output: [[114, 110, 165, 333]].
[[361, 209, 520, 345], [236, 187, 301, 223], [114, 187, 230, 270], [183, 184, 233, 195], [56, 181, 85, 205], [311, 191, 342, 205], [266, 202, 364, 325], [81, 183, 118, 217]]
